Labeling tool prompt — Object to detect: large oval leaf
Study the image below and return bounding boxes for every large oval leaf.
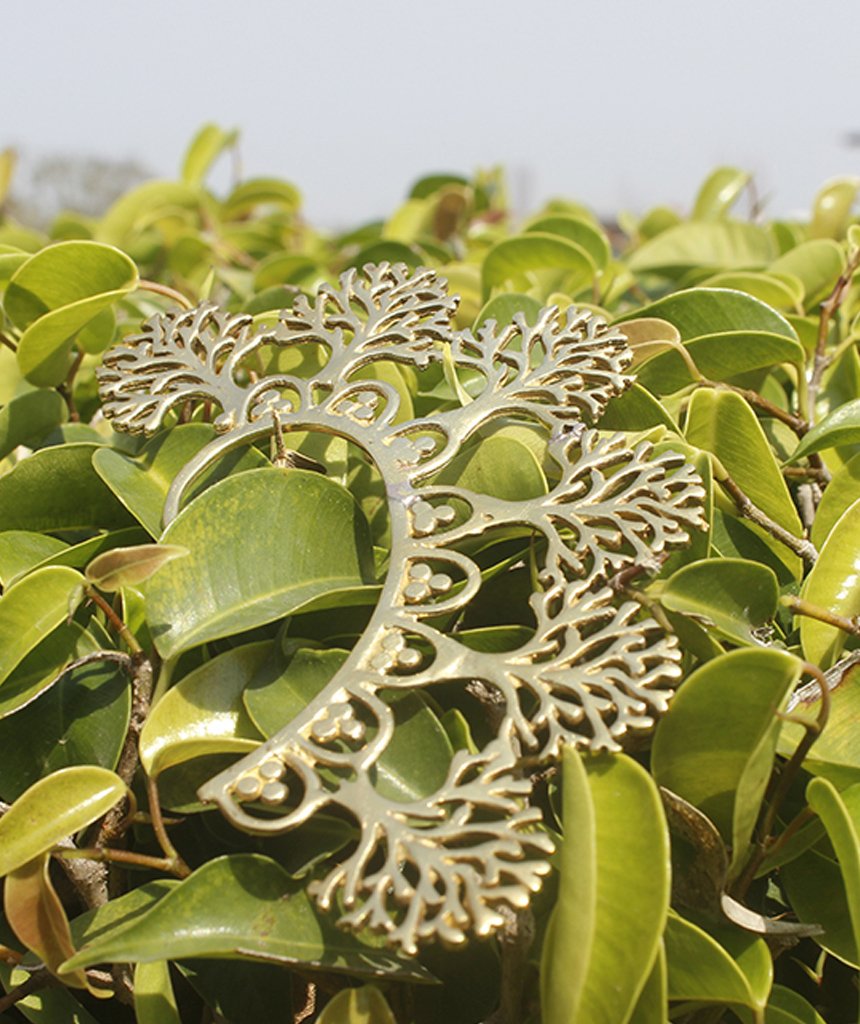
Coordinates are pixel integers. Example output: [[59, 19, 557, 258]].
[[789, 397, 860, 463], [652, 648, 802, 876], [628, 222, 776, 277], [482, 233, 595, 298], [62, 854, 429, 981], [141, 468, 374, 659], [0, 766, 126, 877], [540, 748, 669, 1024], [799, 497, 860, 668]]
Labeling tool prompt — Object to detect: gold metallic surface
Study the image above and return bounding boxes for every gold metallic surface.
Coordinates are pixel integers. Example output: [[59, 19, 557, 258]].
[[98, 263, 706, 953]]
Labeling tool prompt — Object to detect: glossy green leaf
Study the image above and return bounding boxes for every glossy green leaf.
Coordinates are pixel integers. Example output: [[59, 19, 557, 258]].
[[472, 292, 542, 333], [482, 233, 595, 298], [614, 287, 797, 341], [777, 662, 860, 785], [811, 450, 860, 547], [0, 657, 129, 801], [0, 389, 67, 460], [525, 214, 610, 270], [433, 434, 547, 499], [790, 397, 860, 462], [133, 961, 181, 1024], [660, 558, 779, 646], [244, 645, 347, 735], [140, 642, 268, 776], [63, 854, 430, 980], [807, 779, 860, 958], [799, 497, 860, 667], [626, 941, 667, 1024], [93, 423, 269, 537], [685, 388, 803, 578], [0, 442, 135, 532], [701, 271, 803, 312], [628, 222, 776, 277], [317, 985, 397, 1023], [6, 241, 138, 385], [765, 985, 827, 1024], [0, 766, 126, 877], [181, 123, 238, 187], [85, 542, 187, 592], [810, 178, 860, 239], [598, 381, 677, 431], [692, 167, 751, 220], [782, 846, 858, 967], [0, 621, 103, 719], [770, 239, 846, 307], [0, 566, 84, 688], [664, 910, 772, 1012], [141, 468, 373, 658], [540, 748, 669, 1024], [0, 531, 68, 587], [652, 648, 802, 875], [96, 180, 200, 246]]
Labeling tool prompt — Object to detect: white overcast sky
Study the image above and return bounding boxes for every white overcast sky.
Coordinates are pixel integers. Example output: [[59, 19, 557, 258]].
[[5, 0, 860, 227]]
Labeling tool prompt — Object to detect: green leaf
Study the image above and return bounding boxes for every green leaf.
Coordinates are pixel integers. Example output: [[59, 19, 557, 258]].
[[524, 214, 610, 270], [141, 468, 373, 659], [799, 497, 860, 668], [806, 779, 860, 964], [685, 388, 803, 578], [789, 397, 860, 462], [628, 222, 776, 277], [0, 961, 101, 1023], [0, 443, 135, 533], [5, 241, 138, 386], [765, 985, 827, 1024], [62, 854, 430, 981], [93, 423, 269, 537], [0, 657, 129, 801], [472, 293, 543, 333], [181, 123, 238, 187], [222, 178, 301, 219], [700, 271, 803, 312], [140, 642, 268, 776], [811, 450, 860, 547], [770, 239, 846, 307], [0, 566, 84, 688], [540, 748, 669, 1024], [664, 910, 772, 1012], [0, 766, 126, 877], [133, 961, 181, 1024], [659, 558, 779, 646], [810, 177, 860, 239], [0, 531, 68, 588], [482, 233, 595, 298], [433, 433, 547, 499], [782, 846, 858, 967], [651, 648, 802, 876], [96, 181, 200, 247], [0, 389, 67, 460], [85, 543, 187, 592], [691, 167, 751, 220], [626, 942, 667, 1024], [777, 661, 860, 785], [614, 287, 797, 341], [244, 645, 348, 737], [316, 985, 397, 1023]]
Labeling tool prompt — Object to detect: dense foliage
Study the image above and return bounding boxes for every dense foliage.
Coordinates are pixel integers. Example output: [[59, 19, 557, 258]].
[[1, 125, 860, 1023]]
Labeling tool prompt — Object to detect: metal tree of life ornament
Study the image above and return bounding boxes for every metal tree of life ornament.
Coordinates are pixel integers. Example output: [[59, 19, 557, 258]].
[[97, 263, 706, 954]]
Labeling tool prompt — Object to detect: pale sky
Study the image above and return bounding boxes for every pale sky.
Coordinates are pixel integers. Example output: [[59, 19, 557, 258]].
[[6, 0, 860, 227]]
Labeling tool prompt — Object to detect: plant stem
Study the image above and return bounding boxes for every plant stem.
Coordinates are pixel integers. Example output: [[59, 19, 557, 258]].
[[713, 467, 818, 565], [54, 845, 187, 877], [782, 466, 830, 482], [807, 246, 860, 421], [0, 968, 55, 1014], [781, 594, 860, 638], [145, 775, 191, 878], [0, 331, 16, 353], [85, 587, 143, 655], [137, 279, 194, 310], [698, 379, 808, 436]]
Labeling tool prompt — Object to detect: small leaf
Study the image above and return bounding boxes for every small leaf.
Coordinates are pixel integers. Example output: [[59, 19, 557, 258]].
[[3, 853, 91, 990], [0, 766, 126, 877], [799, 497, 860, 668], [0, 566, 84, 689], [811, 450, 860, 548], [181, 123, 238, 187], [766, 984, 828, 1024], [316, 985, 397, 1024], [652, 648, 802, 877], [809, 177, 860, 239], [140, 642, 268, 776], [789, 397, 860, 462], [660, 558, 779, 646], [62, 854, 431, 981], [85, 543, 187, 592], [0, 389, 67, 461], [691, 167, 751, 220], [482, 232, 595, 298]]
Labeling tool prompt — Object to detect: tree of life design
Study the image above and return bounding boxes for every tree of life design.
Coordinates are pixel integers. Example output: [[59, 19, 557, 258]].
[[97, 262, 706, 954]]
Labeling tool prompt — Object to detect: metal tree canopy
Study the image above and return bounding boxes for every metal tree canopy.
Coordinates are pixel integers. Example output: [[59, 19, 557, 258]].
[[98, 263, 706, 953]]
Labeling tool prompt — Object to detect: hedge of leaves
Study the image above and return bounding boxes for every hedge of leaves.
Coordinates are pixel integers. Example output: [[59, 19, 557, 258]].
[[1, 126, 860, 1023]]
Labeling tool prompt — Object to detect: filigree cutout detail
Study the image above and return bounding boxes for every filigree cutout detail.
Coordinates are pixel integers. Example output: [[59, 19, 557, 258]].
[[98, 263, 706, 954]]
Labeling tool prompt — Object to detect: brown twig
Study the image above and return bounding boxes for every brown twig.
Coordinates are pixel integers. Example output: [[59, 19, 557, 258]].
[[86, 587, 143, 655], [714, 468, 818, 565], [781, 595, 860, 638], [782, 466, 830, 482], [137, 279, 194, 310], [0, 968, 56, 1014], [0, 330, 16, 353], [808, 246, 860, 420], [54, 845, 187, 877], [144, 775, 191, 878]]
